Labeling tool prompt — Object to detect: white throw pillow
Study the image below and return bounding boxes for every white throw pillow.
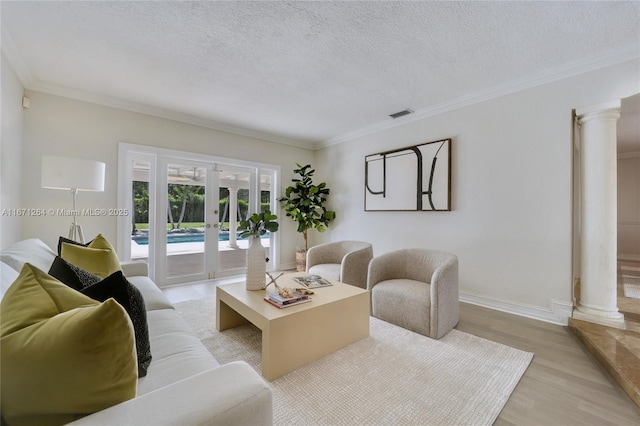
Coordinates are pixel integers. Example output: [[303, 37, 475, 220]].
[[1, 262, 19, 300], [0, 238, 56, 272]]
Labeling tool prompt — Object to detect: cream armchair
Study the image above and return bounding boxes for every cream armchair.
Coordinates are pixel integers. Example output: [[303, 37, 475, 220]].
[[367, 248, 459, 339], [306, 241, 373, 289]]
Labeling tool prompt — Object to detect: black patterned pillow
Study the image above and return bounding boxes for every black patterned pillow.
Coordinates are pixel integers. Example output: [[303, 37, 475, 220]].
[[48, 255, 97, 291], [49, 257, 152, 376]]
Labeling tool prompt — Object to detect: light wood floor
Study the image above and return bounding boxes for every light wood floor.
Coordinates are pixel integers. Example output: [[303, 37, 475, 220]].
[[163, 279, 640, 425]]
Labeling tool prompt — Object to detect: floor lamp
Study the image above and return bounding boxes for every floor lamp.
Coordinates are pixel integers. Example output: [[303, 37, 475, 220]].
[[41, 156, 106, 243]]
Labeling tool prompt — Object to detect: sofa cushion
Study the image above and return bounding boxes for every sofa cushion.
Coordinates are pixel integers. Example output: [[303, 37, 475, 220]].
[[0, 264, 137, 426], [120, 260, 149, 277], [49, 256, 153, 377], [137, 309, 219, 396], [66, 363, 273, 426], [308, 263, 341, 281], [127, 275, 175, 311], [60, 234, 121, 278], [0, 238, 56, 272], [371, 278, 431, 336]]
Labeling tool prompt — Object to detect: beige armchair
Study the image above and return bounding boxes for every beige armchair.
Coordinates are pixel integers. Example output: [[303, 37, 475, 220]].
[[367, 248, 459, 339], [306, 241, 373, 289]]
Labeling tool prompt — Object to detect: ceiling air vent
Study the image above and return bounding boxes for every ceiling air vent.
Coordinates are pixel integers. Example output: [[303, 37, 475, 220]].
[[389, 109, 414, 119]]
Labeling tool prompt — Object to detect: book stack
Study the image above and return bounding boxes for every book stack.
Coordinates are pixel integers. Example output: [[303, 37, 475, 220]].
[[264, 291, 311, 309]]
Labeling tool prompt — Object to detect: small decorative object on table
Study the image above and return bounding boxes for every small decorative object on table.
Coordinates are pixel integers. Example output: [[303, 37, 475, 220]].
[[266, 272, 283, 289], [238, 211, 279, 291], [266, 272, 292, 297], [292, 274, 333, 289], [263, 272, 312, 308]]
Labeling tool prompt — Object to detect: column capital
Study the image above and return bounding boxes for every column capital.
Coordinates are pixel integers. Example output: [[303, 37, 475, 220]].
[[576, 100, 621, 123]]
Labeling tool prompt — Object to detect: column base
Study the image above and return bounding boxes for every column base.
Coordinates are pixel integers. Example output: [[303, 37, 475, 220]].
[[573, 306, 626, 330]]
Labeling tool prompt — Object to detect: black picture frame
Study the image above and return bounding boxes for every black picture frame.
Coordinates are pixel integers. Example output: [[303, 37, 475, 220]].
[[365, 138, 451, 211]]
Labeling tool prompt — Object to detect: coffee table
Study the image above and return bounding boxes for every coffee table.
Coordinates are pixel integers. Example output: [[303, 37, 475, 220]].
[[216, 273, 370, 380]]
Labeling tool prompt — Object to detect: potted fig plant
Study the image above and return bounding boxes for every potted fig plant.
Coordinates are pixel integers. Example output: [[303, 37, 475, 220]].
[[237, 210, 279, 290], [279, 164, 336, 271]]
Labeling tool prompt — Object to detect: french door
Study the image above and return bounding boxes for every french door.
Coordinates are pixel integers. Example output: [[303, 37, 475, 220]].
[[157, 158, 215, 285], [118, 143, 279, 287]]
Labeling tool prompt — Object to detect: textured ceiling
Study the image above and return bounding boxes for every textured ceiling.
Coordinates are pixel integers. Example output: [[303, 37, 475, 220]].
[[1, 1, 639, 150]]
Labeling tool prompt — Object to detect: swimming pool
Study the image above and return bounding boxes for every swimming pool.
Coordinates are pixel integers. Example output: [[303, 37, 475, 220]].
[[131, 231, 269, 245]]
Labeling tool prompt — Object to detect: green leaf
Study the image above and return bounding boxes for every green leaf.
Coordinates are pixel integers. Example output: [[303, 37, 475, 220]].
[[265, 222, 279, 232], [280, 163, 335, 238]]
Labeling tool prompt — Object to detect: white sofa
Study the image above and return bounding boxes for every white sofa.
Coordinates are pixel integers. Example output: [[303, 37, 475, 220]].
[[1, 238, 273, 425]]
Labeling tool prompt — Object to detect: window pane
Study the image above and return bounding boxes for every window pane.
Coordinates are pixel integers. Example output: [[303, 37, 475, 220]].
[[131, 160, 150, 260], [166, 164, 206, 278]]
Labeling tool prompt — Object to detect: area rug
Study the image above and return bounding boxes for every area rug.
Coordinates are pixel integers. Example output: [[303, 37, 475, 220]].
[[175, 297, 533, 425]]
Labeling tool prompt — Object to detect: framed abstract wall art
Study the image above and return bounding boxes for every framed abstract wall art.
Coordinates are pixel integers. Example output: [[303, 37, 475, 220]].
[[365, 138, 451, 211]]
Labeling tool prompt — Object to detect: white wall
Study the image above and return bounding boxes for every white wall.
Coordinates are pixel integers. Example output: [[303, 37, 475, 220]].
[[618, 154, 640, 261], [1, 54, 25, 249], [19, 91, 314, 265], [315, 60, 640, 324], [10, 58, 640, 323]]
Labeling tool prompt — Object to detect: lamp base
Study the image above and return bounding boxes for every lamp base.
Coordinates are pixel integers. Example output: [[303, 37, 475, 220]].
[[69, 223, 85, 244]]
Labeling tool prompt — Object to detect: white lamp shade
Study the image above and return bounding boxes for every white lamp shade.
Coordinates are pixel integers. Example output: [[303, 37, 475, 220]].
[[41, 156, 105, 191]]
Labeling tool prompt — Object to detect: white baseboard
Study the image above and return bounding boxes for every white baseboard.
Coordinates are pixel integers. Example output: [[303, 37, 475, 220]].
[[459, 291, 572, 326], [279, 261, 297, 271], [272, 270, 576, 325]]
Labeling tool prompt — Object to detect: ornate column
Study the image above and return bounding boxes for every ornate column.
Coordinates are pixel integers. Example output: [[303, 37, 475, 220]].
[[227, 184, 239, 249], [574, 100, 625, 329]]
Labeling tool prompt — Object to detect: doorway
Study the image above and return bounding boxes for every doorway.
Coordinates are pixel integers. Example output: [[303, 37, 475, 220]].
[[117, 143, 280, 286], [616, 93, 640, 320]]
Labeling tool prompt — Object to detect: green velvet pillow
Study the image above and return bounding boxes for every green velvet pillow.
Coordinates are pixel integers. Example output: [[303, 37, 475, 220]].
[[0, 264, 138, 426], [60, 234, 121, 278]]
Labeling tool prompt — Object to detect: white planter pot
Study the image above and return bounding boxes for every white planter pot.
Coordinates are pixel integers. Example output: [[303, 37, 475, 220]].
[[246, 236, 266, 291]]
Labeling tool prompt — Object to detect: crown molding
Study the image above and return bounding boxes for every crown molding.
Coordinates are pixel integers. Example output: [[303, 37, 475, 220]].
[[319, 46, 640, 149], [1, 35, 314, 150], [26, 80, 314, 149], [3, 23, 637, 153]]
